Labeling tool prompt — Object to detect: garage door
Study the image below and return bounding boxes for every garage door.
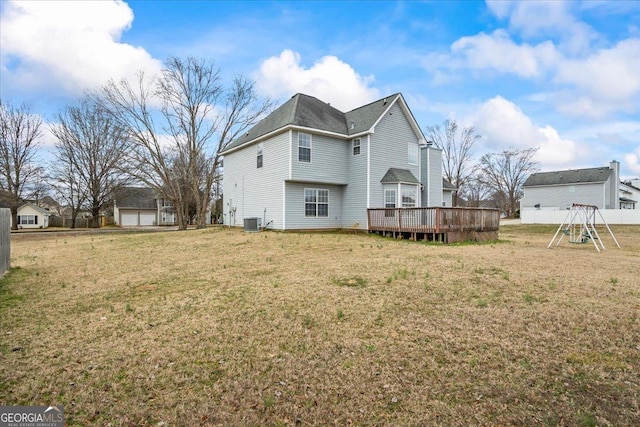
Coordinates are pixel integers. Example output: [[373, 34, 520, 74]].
[[139, 212, 156, 226], [120, 211, 138, 226]]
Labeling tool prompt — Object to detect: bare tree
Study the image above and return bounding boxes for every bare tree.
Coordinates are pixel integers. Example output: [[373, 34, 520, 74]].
[[48, 159, 87, 229], [50, 96, 131, 228], [477, 147, 538, 217], [98, 57, 271, 230], [462, 173, 494, 207], [0, 101, 43, 229], [426, 119, 479, 206]]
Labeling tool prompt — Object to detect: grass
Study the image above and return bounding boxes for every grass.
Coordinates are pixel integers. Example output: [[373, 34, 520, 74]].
[[1, 225, 639, 426]]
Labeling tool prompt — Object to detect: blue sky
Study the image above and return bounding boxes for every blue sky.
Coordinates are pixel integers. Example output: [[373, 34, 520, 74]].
[[1, 0, 639, 178]]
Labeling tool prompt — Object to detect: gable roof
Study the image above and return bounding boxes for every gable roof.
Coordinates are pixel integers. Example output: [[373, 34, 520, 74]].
[[221, 92, 418, 155], [380, 168, 420, 184], [442, 178, 457, 190], [524, 167, 612, 187], [18, 202, 50, 215], [115, 187, 158, 209]]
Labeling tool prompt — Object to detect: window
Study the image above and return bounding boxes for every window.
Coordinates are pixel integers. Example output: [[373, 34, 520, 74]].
[[408, 143, 418, 165], [304, 189, 329, 217], [352, 138, 361, 155], [18, 215, 37, 225], [384, 189, 396, 217], [257, 143, 263, 168], [298, 133, 311, 162], [162, 199, 173, 207], [402, 188, 416, 207], [384, 189, 396, 208]]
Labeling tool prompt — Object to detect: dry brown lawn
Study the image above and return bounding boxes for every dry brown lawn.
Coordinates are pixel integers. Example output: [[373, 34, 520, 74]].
[[1, 225, 639, 426]]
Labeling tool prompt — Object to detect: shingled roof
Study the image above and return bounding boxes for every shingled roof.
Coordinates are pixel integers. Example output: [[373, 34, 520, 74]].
[[524, 167, 612, 187], [115, 187, 158, 209], [380, 168, 420, 184], [221, 93, 402, 154]]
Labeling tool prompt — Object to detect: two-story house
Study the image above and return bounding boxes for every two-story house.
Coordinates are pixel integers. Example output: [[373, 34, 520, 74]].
[[521, 161, 625, 210], [113, 187, 177, 227], [221, 93, 445, 231]]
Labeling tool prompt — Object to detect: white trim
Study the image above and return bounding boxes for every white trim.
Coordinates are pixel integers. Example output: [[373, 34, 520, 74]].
[[282, 181, 286, 229], [288, 129, 292, 179], [366, 134, 371, 209]]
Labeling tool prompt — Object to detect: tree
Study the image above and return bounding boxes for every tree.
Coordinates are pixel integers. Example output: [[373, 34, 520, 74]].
[[462, 173, 494, 207], [98, 57, 271, 230], [0, 101, 43, 229], [477, 147, 539, 217], [426, 119, 479, 206], [50, 96, 131, 228], [48, 157, 87, 229]]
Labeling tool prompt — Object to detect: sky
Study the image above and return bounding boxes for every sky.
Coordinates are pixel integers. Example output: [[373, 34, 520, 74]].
[[1, 0, 639, 179]]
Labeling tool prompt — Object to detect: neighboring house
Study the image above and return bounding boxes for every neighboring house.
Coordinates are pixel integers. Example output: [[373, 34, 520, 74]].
[[442, 179, 456, 207], [113, 187, 177, 226], [221, 93, 446, 231], [37, 195, 62, 215], [14, 203, 50, 229], [619, 180, 640, 209], [521, 161, 625, 210]]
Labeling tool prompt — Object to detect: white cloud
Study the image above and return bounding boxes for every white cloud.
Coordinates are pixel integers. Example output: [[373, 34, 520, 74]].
[[554, 39, 640, 117], [254, 50, 380, 111], [0, 0, 162, 98], [624, 146, 640, 176], [469, 96, 579, 168], [485, 0, 597, 54], [450, 30, 559, 78]]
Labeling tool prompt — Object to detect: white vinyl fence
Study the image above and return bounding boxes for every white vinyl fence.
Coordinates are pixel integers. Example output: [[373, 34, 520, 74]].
[[521, 208, 640, 225]]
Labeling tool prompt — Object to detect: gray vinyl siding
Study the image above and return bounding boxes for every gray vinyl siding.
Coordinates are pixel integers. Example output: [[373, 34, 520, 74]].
[[342, 135, 369, 229], [369, 103, 421, 209], [291, 131, 348, 184], [284, 182, 343, 229], [223, 131, 289, 229], [420, 146, 443, 207], [521, 182, 607, 209]]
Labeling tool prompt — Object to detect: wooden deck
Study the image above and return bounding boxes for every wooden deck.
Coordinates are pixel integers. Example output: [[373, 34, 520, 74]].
[[367, 207, 500, 243]]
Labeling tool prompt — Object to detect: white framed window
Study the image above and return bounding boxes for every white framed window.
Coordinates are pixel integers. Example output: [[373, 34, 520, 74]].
[[384, 189, 396, 208], [18, 215, 37, 225], [408, 143, 418, 165], [298, 133, 311, 162], [402, 188, 417, 207], [304, 188, 329, 217], [162, 199, 173, 207], [352, 138, 361, 155], [384, 188, 396, 217], [257, 143, 263, 168]]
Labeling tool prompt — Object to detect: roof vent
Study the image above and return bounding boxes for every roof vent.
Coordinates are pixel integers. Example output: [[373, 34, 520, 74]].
[[350, 121, 355, 130], [383, 98, 387, 105]]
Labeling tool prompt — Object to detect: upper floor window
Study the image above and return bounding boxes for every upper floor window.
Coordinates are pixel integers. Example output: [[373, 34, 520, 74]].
[[257, 143, 263, 168], [304, 188, 329, 217], [352, 138, 361, 155], [162, 199, 173, 207], [408, 143, 418, 165], [298, 132, 311, 162]]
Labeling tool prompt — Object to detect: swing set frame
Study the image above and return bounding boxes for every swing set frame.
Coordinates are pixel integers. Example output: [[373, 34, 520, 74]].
[[547, 203, 620, 252]]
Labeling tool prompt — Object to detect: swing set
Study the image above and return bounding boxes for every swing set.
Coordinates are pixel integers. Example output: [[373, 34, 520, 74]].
[[548, 204, 620, 252]]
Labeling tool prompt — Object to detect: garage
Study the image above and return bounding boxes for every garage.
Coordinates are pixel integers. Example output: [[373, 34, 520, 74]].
[[120, 210, 156, 226]]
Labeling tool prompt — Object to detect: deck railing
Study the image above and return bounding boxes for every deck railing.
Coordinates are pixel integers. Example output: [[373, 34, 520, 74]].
[[367, 207, 500, 233]]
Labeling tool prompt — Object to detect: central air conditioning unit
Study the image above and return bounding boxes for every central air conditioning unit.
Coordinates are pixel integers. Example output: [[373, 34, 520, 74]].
[[243, 217, 262, 232]]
